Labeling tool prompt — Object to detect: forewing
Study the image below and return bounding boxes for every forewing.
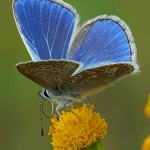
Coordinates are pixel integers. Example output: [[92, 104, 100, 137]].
[[67, 15, 138, 72], [17, 60, 80, 89], [61, 63, 134, 97], [13, 0, 78, 61]]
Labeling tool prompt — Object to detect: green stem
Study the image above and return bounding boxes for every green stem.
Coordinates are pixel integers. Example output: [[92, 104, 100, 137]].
[[81, 140, 105, 150]]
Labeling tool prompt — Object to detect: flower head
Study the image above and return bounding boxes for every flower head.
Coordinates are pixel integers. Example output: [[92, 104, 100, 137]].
[[144, 95, 150, 118], [142, 135, 150, 150], [49, 105, 107, 150]]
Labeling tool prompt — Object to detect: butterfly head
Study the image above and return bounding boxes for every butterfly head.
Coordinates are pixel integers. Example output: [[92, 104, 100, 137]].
[[39, 89, 51, 100]]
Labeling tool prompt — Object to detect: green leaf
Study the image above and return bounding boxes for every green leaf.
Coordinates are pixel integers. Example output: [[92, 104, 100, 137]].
[[81, 140, 105, 150]]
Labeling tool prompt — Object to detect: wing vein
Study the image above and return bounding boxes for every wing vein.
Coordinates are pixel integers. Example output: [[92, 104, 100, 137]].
[[40, 3, 47, 40], [61, 20, 74, 59], [40, 2, 52, 59], [98, 31, 122, 55], [22, 2, 39, 57], [50, 10, 63, 57], [79, 23, 104, 61], [46, 4, 52, 58]]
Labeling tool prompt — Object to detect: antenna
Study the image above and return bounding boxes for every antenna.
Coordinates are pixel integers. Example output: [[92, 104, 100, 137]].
[[40, 100, 44, 139]]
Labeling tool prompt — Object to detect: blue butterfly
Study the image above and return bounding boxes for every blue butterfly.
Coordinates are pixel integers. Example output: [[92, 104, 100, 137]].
[[13, 0, 139, 113]]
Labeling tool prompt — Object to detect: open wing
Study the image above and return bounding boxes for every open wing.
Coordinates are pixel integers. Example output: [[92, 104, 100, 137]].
[[67, 15, 139, 73], [13, 0, 78, 61], [17, 60, 80, 89]]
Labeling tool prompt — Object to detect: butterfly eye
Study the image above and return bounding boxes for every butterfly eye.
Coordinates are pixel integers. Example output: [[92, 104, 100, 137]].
[[39, 89, 50, 100], [43, 89, 50, 98], [39, 89, 50, 99]]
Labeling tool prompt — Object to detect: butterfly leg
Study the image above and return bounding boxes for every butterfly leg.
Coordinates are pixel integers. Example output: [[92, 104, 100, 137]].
[[47, 99, 54, 115], [64, 100, 73, 107], [56, 100, 74, 117], [56, 100, 65, 117], [63, 100, 80, 118], [82, 97, 90, 106]]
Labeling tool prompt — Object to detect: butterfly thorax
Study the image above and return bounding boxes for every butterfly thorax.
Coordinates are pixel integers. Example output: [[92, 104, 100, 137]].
[[41, 88, 82, 104]]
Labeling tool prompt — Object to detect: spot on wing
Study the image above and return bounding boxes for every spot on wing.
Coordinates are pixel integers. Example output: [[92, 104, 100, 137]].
[[34, 72, 46, 77], [38, 66, 44, 70], [25, 70, 32, 73], [52, 68, 59, 72], [68, 80, 76, 83], [55, 62, 65, 66], [19, 65, 26, 69], [45, 77, 51, 81], [44, 65, 53, 70], [74, 75, 82, 79], [117, 64, 133, 75], [60, 70, 65, 74], [31, 68, 38, 71], [97, 64, 134, 78], [54, 76, 61, 81]]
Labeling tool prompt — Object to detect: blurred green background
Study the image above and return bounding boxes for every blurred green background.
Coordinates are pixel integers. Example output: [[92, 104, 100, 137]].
[[0, 0, 150, 150]]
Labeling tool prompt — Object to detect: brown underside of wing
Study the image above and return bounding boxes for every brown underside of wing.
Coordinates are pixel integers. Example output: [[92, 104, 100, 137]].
[[16, 60, 80, 89], [61, 63, 134, 97]]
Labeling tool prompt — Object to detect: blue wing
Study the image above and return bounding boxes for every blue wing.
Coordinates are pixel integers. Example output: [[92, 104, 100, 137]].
[[67, 15, 138, 72], [13, 0, 78, 61]]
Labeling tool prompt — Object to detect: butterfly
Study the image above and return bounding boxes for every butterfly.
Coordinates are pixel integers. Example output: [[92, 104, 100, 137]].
[[13, 0, 139, 113]]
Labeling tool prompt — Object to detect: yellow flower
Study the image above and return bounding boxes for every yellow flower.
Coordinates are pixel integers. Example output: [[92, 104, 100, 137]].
[[142, 135, 150, 150], [49, 105, 107, 150], [144, 95, 150, 118]]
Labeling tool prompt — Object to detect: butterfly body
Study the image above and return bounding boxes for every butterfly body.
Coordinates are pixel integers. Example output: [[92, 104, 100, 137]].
[[42, 83, 82, 102], [46, 90, 81, 102], [13, 0, 139, 110]]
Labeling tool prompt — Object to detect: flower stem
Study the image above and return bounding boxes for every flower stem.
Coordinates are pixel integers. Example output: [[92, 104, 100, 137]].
[[81, 140, 105, 150]]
